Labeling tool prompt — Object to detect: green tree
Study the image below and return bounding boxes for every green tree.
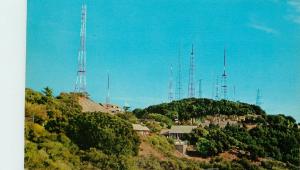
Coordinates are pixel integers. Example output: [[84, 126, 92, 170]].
[[196, 138, 218, 157], [66, 112, 140, 156], [42, 86, 53, 98]]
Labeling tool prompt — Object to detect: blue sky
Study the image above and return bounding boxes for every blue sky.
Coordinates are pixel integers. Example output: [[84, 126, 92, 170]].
[[26, 0, 300, 121]]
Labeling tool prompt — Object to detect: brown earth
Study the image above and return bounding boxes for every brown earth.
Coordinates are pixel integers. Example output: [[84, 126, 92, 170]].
[[78, 97, 109, 113], [138, 135, 238, 163], [245, 124, 257, 130], [138, 136, 167, 160], [78, 97, 122, 115], [219, 151, 238, 161]]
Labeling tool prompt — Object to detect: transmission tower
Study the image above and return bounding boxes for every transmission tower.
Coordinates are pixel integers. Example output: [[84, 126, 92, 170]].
[[106, 73, 110, 104], [176, 46, 182, 100], [215, 76, 220, 100], [168, 65, 174, 102], [256, 88, 262, 106], [198, 79, 202, 98], [188, 44, 195, 98], [221, 48, 228, 100], [75, 2, 87, 94]]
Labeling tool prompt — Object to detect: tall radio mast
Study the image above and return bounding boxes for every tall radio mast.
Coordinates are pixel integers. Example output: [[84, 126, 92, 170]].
[[221, 48, 228, 99], [188, 44, 195, 98], [75, 2, 87, 94]]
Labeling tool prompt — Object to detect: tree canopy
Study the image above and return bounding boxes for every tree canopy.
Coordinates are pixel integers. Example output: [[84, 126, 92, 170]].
[[25, 88, 140, 169], [133, 98, 266, 121], [25, 88, 300, 169]]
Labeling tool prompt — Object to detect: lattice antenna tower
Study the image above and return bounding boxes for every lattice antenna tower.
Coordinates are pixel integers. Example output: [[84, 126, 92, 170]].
[[75, 2, 87, 94], [198, 79, 202, 98], [106, 72, 110, 104], [256, 88, 262, 106], [168, 65, 174, 102], [188, 44, 195, 98], [215, 76, 220, 100], [176, 46, 182, 100], [221, 48, 228, 99]]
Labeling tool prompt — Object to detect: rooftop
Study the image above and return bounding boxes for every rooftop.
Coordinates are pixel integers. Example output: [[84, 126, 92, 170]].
[[169, 125, 198, 134], [132, 124, 150, 131]]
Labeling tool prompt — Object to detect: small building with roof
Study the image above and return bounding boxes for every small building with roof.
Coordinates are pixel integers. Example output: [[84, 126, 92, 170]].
[[132, 124, 150, 135], [161, 125, 197, 139], [174, 140, 188, 154]]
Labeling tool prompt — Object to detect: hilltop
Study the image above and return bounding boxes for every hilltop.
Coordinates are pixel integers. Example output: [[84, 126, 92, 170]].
[[133, 98, 268, 130], [133, 98, 300, 169], [25, 88, 300, 170], [134, 98, 266, 119]]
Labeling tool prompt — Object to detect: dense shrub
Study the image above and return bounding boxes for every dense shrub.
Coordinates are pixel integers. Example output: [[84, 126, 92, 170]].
[[146, 135, 175, 155], [145, 121, 163, 133], [80, 148, 136, 170], [134, 98, 266, 121], [196, 138, 218, 157], [25, 88, 300, 169], [25, 88, 140, 169], [135, 156, 164, 170], [25, 102, 48, 124], [25, 122, 80, 170], [116, 111, 138, 123], [66, 112, 140, 156], [144, 113, 173, 128]]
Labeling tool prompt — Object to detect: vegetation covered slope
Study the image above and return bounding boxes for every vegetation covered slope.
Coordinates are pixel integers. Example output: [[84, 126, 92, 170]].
[[25, 88, 300, 170], [25, 88, 140, 169], [133, 98, 300, 169], [133, 98, 266, 121]]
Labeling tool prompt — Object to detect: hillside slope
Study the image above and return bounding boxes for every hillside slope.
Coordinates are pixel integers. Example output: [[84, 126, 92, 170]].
[[78, 97, 108, 113], [25, 88, 300, 170], [133, 98, 300, 169], [134, 98, 266, 120]]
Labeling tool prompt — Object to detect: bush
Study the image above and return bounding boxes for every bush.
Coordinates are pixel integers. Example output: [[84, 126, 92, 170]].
[[25, 102, 48, 124], [196, 138, 218, 157], [135, 156, 164, 170], [116, 112, 138, 123], [24, 122, 81, 170], [144, 113, 173, 128], [147, 135, 175, 155], [66, 112, 140, 156], [145, 121, 163, 133], [81, 148, 136, 170], [236, 158, 261, 170], [136, 98, 266, 121]]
